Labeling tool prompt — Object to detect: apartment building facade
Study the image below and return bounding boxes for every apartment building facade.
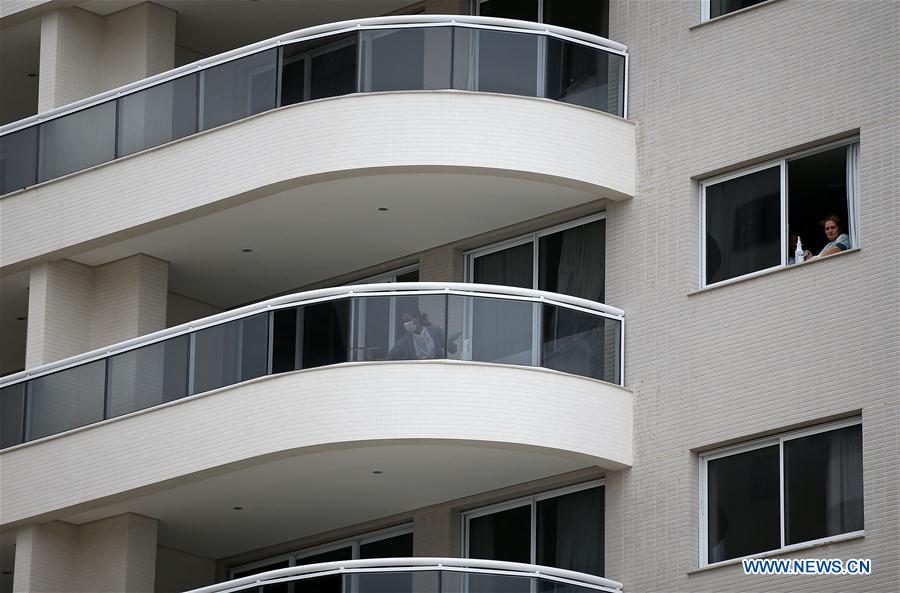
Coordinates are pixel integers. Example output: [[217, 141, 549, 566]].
[[0, 1, 897, 592]]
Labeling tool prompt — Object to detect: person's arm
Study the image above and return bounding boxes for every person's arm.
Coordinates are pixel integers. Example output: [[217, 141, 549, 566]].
[[817, 234, 851, 257]]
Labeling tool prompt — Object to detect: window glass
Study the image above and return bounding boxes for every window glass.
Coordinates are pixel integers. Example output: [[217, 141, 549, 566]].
[[38, 101, 116, 182], [0, 382, 26, 448], [543, 0, 609, 37], [301, 300, 350, 369], [28, 360, 106, 440], [118, 74, 197, 157], [477, 0, 539, 21], [0, 126, 37, 194], [537, 486, 604, 576], [542, 305, 619, 383], [295, 547, 352, 593], [453, 28, 539, 97], [709, 0, 768, 19], [704, 165, 781, 284], [546, 39, 623, 115], [281, 33, 358, 105], [107, 335, 189, 418], [468, 505, 532, 563], [233, 560, 290, 593], [192, 313, 268, 394], [358, 533, 415, 593], [707, 445, 780, 563], [539, 219, 605, 301], [361, 28, 452, 92], [784, 424, 863, 544], [201, 49, 277, 131], [787, 146, 852, 258], [272, 307, 300, 373]]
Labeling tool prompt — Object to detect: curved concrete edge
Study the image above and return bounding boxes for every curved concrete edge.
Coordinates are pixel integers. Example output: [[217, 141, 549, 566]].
[[0, 360, 633, 526], [0, 91, 636, 270]]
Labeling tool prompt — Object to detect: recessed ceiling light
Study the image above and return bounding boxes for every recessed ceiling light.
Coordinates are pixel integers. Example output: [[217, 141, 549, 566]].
[[16, 317, 27, 321], [27, 73, 37, 78], [377, 207, 389, 212], [372, 470, 384, 474], [241, 248, 253, 253], [232, 505, 244, 510], [1, 571, 10, 575]]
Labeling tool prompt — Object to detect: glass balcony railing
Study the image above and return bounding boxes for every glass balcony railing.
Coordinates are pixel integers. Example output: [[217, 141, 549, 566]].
[[0, 15, 628, 196], [187, 557, 624, 593], [0, 283, 624, 449]]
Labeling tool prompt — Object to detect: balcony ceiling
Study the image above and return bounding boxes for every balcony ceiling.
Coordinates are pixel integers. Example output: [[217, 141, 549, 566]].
[[69, 172, 603, 308]]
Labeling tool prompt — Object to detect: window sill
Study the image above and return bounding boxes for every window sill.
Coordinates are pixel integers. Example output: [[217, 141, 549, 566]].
[[689, 0, 785, 30], [689, 248, 861, 296], [688, 531, 866, 575]]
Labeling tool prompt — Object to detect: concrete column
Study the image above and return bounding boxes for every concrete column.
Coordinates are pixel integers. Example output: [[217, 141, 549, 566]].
[[38, 3, 176, 111], [417, 246, 464, 283], [12, 514, 158, 593], [413, 507, 459, 557], [26, 254, 168, 368]]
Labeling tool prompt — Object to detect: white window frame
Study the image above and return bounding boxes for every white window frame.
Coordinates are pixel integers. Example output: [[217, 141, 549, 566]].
[[230, 523, 413, 580], [698, 417, 864, 567], [461, 480, 605, 564], [699, 138, 859, 288]]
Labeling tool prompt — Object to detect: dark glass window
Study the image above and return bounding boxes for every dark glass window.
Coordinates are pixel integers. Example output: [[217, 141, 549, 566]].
[[281, 33, 358, 105], [544, 0, 609, 37], [542, 305, 619, 383], [192, 313, 268, 394], [272, 307, 300, 373], [358, 533, 415, 593], [361, 28, 452, 92], [705, 166, 781, 284], [28, 360, 106, 440], [787, 146, 851, 257], [539, 219, 605, 301], [118, 74, 198, 156], [201, 49, 277, 131], [38, 101, 116, 182], [468, 28, 540, 97], [301, 301, 350, 369], [107, 335, 189, 418], [468, 505, 532, 563], [0, 127, 38, 194], [477, 0, 539, 21], [784, 425, 863, 544], [707, 445, 780, 563], [0, 382, 26, 448], [295, 547, 352, 593], [537, 486, 604, 576], [359, 532, 413, 558], [546, 39, 624, 116], [233, 560, 290, 593], [709, 0, 768, 19]]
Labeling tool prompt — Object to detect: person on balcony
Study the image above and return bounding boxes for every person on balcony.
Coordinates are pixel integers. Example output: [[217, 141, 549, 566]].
[[804, 214, 850, 260], [388, 311, 447, 360]]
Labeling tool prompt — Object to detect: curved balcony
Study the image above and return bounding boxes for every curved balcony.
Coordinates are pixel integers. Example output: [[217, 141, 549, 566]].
[[0, 15, 627, 196], [0, 283, 624, 450], [188, 558, 624, 593]]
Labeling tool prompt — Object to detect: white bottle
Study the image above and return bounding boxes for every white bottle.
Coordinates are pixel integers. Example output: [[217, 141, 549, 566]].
[[795, 236, 805, 264]]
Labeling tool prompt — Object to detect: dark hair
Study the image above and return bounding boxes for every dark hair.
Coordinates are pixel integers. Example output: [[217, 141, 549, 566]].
[[821, 214, 842, 229]]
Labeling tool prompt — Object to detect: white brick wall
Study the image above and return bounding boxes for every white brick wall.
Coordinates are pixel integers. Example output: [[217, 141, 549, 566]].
[[0, 361, 632, 525], [604, 0, 900, 590]]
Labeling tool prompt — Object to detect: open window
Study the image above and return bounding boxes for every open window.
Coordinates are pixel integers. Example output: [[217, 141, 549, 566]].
[[700, 0, 769, 21], [701, 140, 859, 287], [700, 419, 863, 565], [475, 0, 609, 37]]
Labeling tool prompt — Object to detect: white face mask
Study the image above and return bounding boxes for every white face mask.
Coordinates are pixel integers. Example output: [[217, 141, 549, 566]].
[[404, 320, 417, 333]]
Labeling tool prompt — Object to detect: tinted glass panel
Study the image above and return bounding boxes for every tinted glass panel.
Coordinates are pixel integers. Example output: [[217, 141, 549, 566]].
[[272, 307, 300, 373], [395, 270, 420, 283], [310, 34, 357, 100], [192, 314, 268, 393], [478, 0, 539, 21], [302, 301, 350, 368], [107, 335, 189, 418], [705, 166, 781, 284], [543, 306, 619, 383], [543, 0, 609, 37], [546, 40, 623, 115], [0, 382, 26, 448], [356, 534, 416, 593], [710, 0, 768, 19], [233, 560, 290, 593], [361, 28, 452, 92], [118, 74, 197, 156], [38, 101, 116, 181], [539, 219, 605, 301], [295, 547, 352, 593], [454, 28, 539, 97], [449, 295, 535, 366], [468, 504, 531, 563], [28, 360, 106, 439], [359, 532, 414, 558], [537, 487, 604, 576], [707, 445, 780, 562], [0, 127, 37, 194], [201, 49, 277, 131], [787, 146, 851, 257], [383, 295, 448, 361], [784, 425, 863, 544], [473, 242, 533, 289]]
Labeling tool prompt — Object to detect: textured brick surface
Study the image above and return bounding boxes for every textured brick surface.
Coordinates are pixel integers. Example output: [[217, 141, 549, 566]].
[[602, 0, 900, 591]]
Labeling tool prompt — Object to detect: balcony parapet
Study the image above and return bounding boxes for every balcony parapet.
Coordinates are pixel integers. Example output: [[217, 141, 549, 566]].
[[0, 283, 624, 449], [187, 557, 624, 593], [0, 15, 628, 196]]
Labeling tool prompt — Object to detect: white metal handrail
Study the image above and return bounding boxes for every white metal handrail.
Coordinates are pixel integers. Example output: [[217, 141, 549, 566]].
[[185, 557, 624, 593], [0, 282, 623, 387], [0, 15, 627, 135]]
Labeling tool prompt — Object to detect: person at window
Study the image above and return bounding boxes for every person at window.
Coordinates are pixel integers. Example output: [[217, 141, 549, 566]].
[[388, 310, 447, 360], [805, 214, 850, 259]]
